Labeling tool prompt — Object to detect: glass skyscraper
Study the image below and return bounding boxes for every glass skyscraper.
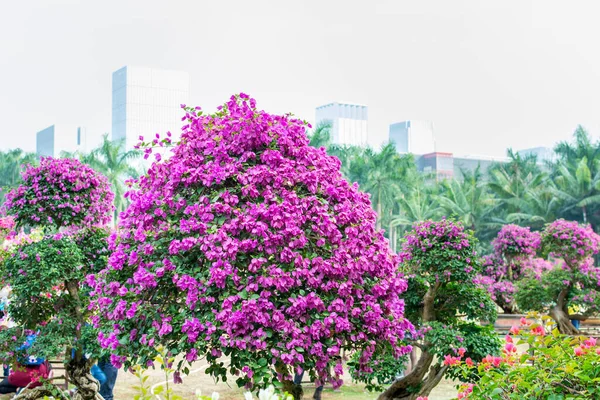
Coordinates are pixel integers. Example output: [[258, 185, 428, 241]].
[[315, 102, 368, 147], [36, 125, 87, 157], [389, 121, 435, 155], [111, 66, 190, 151]]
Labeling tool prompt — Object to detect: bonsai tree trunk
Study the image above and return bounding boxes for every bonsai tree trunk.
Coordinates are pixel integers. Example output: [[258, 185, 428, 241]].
[[549, 287, 579, 335], [66, 357, 102, 400], [64, 280, 103, 399], [378, 351, 435, 400], [416, 364, 447, 399], [378, 282, 441, 400], [506, 256, 514, 282], [275, 361, 303, 400]]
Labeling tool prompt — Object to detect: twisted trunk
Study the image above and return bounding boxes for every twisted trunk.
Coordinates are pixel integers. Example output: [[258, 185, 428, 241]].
[[66, 357, 102, 400], [417, 364, 448, 399], [378, 282, 442, 400], [275, 361, 303, 400], [549, 286, 579, 335], [378, 352, 435, 400], [64, 279, 103, 399]]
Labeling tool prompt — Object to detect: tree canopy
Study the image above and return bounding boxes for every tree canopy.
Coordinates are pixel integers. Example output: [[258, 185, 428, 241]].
[[92, 94, 413, 398]]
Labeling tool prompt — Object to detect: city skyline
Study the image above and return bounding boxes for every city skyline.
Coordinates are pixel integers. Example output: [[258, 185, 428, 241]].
[[2, 1, 600, 157]]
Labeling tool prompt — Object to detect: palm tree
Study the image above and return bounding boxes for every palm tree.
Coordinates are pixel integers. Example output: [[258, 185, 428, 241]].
[[552, 157, 600, 226], [361, 144, 406, 230], [551, 127, 600, 229], [554, 125, 600, 171], [0, 149, 37, 205], [307, 121, 332, 148], [487, 149, 546, 222], [506, 186, 559, 230], [391, 182, 442, 250], [437, 167, 500, 238], [329, 145, 370, 183], [92, 135, 142, 222], [63, 135, 141, 223], [393, 188, 441, 228]]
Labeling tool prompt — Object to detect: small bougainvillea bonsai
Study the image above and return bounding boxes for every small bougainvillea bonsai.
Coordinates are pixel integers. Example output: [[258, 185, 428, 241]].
[[476, 224, 542, 313], [1, 157, 113, 399], [91, 94, 414, 399], [516, 219, 600, 334], [377, 219, 499, 400]]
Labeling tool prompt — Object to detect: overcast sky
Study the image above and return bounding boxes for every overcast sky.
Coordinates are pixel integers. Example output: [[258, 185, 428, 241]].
[[1, 0, 599, 157]]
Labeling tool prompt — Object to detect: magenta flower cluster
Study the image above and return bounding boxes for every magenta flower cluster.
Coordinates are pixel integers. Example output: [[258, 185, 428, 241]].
[[476, 256, 553, 309], [399, 219, 480, 283], [0, 216, 14, 231], [492, 224, 540, 258], [402, 219, 471, 254], [5, 157, 114, 227], [541, 219, 600, 265], [0, 216, 15, 241], [91, 94, 413, 389], [477, 226, 547, 312]]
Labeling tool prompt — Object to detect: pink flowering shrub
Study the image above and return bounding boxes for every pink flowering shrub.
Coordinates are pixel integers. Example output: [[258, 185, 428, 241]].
[[492, 224, 540, 258], [5, 157, 114, 228], [477, 225, 542, 313], [377, 220, 499, 400], [0, 216, 14, 243], [541, 219, 600, 264], [515, 219, 600, 334], [449, 316, 600, 399], [476, 254, 553, 313], [0, 158, 113, 399], [91, 95, 413, 396]]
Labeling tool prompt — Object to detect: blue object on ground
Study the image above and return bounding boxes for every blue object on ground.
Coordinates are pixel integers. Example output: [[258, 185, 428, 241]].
[[16, 334, 44, 366], [98, 359, 118, 400], [91, 364, 107, 384], [572, 319, 581, 329]]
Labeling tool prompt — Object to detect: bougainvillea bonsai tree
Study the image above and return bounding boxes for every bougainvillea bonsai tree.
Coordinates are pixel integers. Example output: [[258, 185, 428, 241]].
[[375, 220, 499, 400], [90, 94, 414, 399], [476, 225, 542, 313], [0, 157, 114, 399], [515, 219, 600, 334]]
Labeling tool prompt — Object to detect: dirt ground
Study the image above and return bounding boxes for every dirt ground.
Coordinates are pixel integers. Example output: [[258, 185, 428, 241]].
[[112, 359, 458, 400], [0, 361, 458, 399]]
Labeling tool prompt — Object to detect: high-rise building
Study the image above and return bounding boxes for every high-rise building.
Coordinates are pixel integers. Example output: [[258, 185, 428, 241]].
[[517, 147, 555, 163], [417, 152, 454, 180], [315, 102, 368, 146], [36, 125, 88, 158], [416, 152, 509, 181], [389, 121, 435, 155], [453, 154, 510, 180], [112, 66, 190, 151]]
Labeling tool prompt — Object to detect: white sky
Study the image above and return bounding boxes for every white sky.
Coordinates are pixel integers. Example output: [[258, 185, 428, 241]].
[[1, 0, 599, 157]]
